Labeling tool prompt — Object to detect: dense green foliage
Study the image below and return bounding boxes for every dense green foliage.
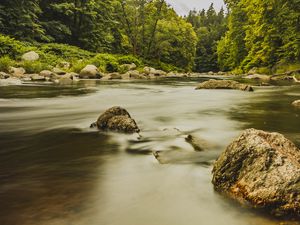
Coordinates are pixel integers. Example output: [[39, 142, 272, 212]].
[[186, 4, 227, 72], [218, 0, 300, 72], [0, 0, 299, 73], [0, 34, 143, 73], [0, 0, 197, 71]]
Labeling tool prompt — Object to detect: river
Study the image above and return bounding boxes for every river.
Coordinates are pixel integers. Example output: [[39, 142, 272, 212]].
[[0, 78, 299, 225]]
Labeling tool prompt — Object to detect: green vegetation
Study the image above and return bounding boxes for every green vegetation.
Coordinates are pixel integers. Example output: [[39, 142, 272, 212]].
[[0, 0, 197, 71], [186, 4, 227, 72], [217, 0, 300, 73], [0, 0, 299, 74]]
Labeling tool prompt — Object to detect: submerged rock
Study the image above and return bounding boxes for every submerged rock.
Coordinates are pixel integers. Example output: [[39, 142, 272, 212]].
[[93, 106, 139, 133], [292, 100, 300, 108], [185, 134, 216, 151], [196, 79, 253, 92], [212, 128, 300, 217]]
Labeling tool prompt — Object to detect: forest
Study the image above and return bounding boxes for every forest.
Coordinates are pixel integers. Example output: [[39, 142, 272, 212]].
[[0, 0, 299, 73]]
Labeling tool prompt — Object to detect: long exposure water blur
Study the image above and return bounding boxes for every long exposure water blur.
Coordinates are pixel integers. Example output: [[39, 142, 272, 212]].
[[0, 78, 299, 225]]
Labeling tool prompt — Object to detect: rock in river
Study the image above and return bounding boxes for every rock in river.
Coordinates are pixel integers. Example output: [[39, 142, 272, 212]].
[[196, 79, 253, 92], [92, 106, 140, 133], [212, 128, 300, 217], [292, 100, 300, 108]]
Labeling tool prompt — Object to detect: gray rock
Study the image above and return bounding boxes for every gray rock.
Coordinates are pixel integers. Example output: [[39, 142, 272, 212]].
[[185, 134, 215, 151], [196, 79, 253, 92], [21, 51, 39, 61], [245, 74, 270, 81], [110, 73, 122, 80], [120, 63, 137, 72], [52, 67, 66, 75], [57, 73, 79, 85], [40, 70, 55, 77], [212, 128, 300, 217], [8, 67, 26, 77], [0, 77, 22, 86], [143, 67, 166, 76], [30, 74, 46, 81], [292, 100, 300, 108], [128, 70, 144, 79], [0, 72, 10, 79], [79, 64, 102, 79], [93, 106, 139, 133]]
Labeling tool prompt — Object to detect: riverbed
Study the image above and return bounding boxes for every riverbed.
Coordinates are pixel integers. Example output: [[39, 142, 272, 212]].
[[0, 79, 299, 225]]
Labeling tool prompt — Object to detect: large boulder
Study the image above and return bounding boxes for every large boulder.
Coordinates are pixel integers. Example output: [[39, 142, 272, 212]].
[[92, 106, 140, 134], [0, 77, 22, 86], [8, 67, 26, 77], [196, 79, 253, 92], [79, 65, 102, 79], [21, 51, 39, 61], [212, 129, 300, 217], [292, 100, 300, 108]]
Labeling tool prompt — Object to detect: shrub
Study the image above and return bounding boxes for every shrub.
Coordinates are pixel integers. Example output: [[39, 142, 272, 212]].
[[20, 60, 50, 74], [117, 55, 142, 67], [0, 34, 35, 59], [90, 54, 119, 72], [257, 67, 271, 75], [70, 60, 88, 73], [39, 43, 94, 60], [0, 56, 15, 72]]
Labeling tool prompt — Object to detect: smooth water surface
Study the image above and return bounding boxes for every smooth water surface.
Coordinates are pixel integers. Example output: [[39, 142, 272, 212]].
[[0, 79, 299, 225]]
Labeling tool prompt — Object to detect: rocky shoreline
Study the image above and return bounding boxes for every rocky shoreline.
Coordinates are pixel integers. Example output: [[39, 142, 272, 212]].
[[1, 51, 300, 86]]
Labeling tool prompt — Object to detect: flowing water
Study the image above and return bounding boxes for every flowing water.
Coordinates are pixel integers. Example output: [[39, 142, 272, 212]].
[[0, 78, 299, 225]]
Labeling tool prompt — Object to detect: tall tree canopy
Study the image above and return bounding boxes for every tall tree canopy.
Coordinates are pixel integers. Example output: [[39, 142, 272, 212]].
[[218, 0, 300, 72], [186, 4, 227, 72]]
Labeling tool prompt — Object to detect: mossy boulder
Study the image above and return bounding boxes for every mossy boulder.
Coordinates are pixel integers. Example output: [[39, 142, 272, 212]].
[[92, 106, 140, 134], [212, 129, 300, 217], [196, 79, 253, 92]]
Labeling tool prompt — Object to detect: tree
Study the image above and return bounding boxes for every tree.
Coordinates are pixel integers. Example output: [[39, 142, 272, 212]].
[[0, 0, 47, 42]]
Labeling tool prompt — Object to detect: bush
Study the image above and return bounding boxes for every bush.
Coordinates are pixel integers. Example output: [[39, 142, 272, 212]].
[[0, 34, 35, 59], [70, 60, 88, 73], [257, 67, 271, 75], [39, 43, 94, 60], [158, 62, 181, 72], [117, 55, 142, 67], [273, 63, 300, 74], [0, 56, 15, 72], [20, 60, 50, 74], [90, 54, 119, 72]]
